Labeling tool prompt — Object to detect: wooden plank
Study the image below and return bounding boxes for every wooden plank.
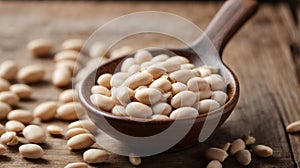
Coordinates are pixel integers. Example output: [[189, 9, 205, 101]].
[[0, 1, 299, 168]]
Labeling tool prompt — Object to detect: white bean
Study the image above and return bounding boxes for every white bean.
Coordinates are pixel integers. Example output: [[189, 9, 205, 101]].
[[27, 39, 53, 57], [129, 153, 141, 166], [33, 101, 58, 121], [83, 149, 109, 163], [171, 82, 188, 95], [171, 91, 196, 108], [0, 60, 18, 81], [134, 49, 152, 64], [67, 120, 97, 132], [5, 120, 25, 132], [0, 144, 7, 155], [67, 133, 95, 150], [90, 94, 115, 111], [57, 102, 85, 121], [149, 78, 171, 92], [211, 91, 228, 105], [97, 73, 112, 89], [121, 57, 135, 72], [135, 88, 162, 105], [0, 131, 18, 146], [110, 72, 130, 88], [128, 64, 141, 74], [66, 128, 89, 139], [64, 162, 88, 168], [195, 90, 212, 101], [169, 70, 198, 84], [151, 54, 169, 62], [146, 65, 166, 79], [152, 102, 172, 115], [47, 125, 63, 135], [193, 99, 220, 114], [187, 77, 209, 91], [7, 109, 34, 124], [151, 114, 170, 120], [10, 84, 32, 99], [89, 41, 107, 58], [169, 107, 198, 120], [126, 102, 152, 119], [54, 50, 80, 62], [0, 78, 10, 92], [23, 125, 46, 143], [17, 64, 45, 83], [204, 74, 226, 91], [91, 85, 111, 96], [112, 105, 127, 116], [110, 46, 133, 59], [123, 72, 153, 90], [19, 144, 43, 159], [59, 89, 78, 103], [52, 67, 72, 87], [0, 124, 6, 136]]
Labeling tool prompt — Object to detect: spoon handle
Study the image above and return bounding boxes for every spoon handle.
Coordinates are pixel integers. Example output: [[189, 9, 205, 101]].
[[194, 0, 257, 55]]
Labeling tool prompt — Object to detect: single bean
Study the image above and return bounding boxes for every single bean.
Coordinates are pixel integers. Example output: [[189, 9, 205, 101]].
[[286, 121, 300, 133], [97, 73, 112, 89], [91, 85, 111, 96], [135, 88, 162, 105], [83, 149, 109, 163], [151, 54, 169, 62], [55, 60, 79, 75], [57, 102, 85, 121], [134, 49, 152, 64], [19, 144, 43, 159], [236, 149, 251, 165], [0, 102, 12, 120], [59, 89, 78, 103], [7, 109, 34, 124], [27, 39, 53, 57], [171, 82, 188, 95], [204, 74, 226, 91], [193, 99, 220, 114], [66, 128, 89, 139], [149, 78, 171, 92], [110, 72, 130, 88], [181, 63, 195, 70], [151, 114, 170, 120], [23, 125, 46, 143], [90, 94, 115, 111], [33, 101, 58, 121], [211, 91, 228, 105], [244, 135, 256, 145], [52, 67, 72, 87], [62, 39, 84, 51], [0, 60, 18, 81], [229, 139, 246, 155], [5, 120, 25, 132], [17, 64, 45, 83], [169, 107, 198, 120], [46, 125, 63, 135], [195, 90, 212, 101], [0, 91, 19, 106], [146, 65, 166, 79], [140, 61, 153, 71], [171, 91, 196, 108], [252, 145, 273, 157], [54, 50, 80, 62], [129, 153, 141, 166], [64, 162, 88, 168], [0, 131, 18, 146], [128, 64, 141, 74], [198, 67, 211, 77], [10, 84, 32, 99], [167, 56, 189, 64], [205, 147, 228, 162], [207, 160, 222, 168], [187, 77, 209, 91], [152, 102, 172, 115], [126, 102, 152, 119], [123, 72, 153, 90], [67, 133, 95, 150], [221, 142, 231, 152], [112, 105, 127, 116], [0, 78, 10, 92], [158, 61, 181, 73]]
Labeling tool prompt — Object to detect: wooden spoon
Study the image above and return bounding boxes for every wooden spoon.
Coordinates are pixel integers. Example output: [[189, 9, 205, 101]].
[[79, 0, 258, 152]]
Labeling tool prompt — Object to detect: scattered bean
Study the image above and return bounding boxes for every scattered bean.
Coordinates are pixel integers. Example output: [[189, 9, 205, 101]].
[[66, 128, 89, 139], [0, 144, 7, 155], [286, 121, 300, 133], [252, 145, 273, 157], [54, 50, 80, 62], [83, 149, 109, 163], [64, 162, 88, 168], [89, 41, 108, 58], [0, 78, 10, 92], [17, 64, 45, 83], [23, 125, 46, 143], [67, 133, 95, 150], [0, 60, 18, 81], [207, 160, 222, 168], [0, 91, 19, 106], [57, 102, 85, 121], [5, 120, 25, 132], [47, 125, 63, 135], [0, 124, 6, 136], [33, 101, 58, 121], [27, 39, 53, 57], [67, 120, 97, 132], [129, 153, 141, 166], [236, 149, 251, 165], [221, 142, 231, 152], [59, 89, 78, 103], [19, 144, 43, 159], [7, 109, 34, 124]]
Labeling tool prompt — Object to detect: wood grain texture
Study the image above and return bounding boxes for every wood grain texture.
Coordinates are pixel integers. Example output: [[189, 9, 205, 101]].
[[0, 1, 299, 168]]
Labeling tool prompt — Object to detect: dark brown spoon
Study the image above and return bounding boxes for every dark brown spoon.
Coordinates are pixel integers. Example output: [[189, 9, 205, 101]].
[[79, 0, 258, 153]]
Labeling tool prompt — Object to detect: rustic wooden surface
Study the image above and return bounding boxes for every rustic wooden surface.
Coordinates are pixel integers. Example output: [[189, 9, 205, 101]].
[[0, 1, 300, 168]]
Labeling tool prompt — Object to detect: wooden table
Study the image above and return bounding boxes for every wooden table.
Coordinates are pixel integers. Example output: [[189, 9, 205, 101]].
[[0, 1, 300, 168]]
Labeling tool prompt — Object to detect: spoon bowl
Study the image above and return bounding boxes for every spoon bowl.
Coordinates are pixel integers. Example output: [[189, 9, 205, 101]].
[[79, 0, 257, 152]]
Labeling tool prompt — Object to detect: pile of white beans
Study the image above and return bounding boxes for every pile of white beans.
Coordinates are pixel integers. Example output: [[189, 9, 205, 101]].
[[90, 49, 229, 120]]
